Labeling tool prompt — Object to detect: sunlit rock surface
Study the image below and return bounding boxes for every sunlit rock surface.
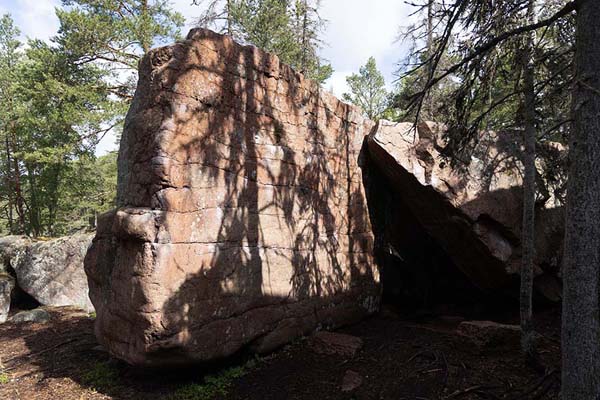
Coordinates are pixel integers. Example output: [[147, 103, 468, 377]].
[[85, 29, 380, 366]]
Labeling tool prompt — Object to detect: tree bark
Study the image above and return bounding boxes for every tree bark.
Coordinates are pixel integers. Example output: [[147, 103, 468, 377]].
[[4, 134, 14, 233], [520, 0, 536, 360], [425, 0, 434, 118], [562, 0, 600, 398]]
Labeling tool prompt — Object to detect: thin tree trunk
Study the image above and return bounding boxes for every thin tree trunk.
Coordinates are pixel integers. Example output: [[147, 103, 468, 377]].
[[140, 0, 150, 54], [520, 0, 536, 359], [300, 0, 309, 72], [10, 128, 26, 234], [26, 164, 40, 237], [562, 0, 600, 398], [425, 0, 434, 118], [4, 134, 14, 233], [226, 0, 232, 36]]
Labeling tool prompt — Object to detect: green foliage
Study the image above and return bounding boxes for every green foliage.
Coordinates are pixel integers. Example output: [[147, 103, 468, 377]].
[[396, 1, 571, 203], [194, 0, 332, 83], [342, 57, 389, 120], [169, 361, 257, 400], [0, 0, 183, 237], [81, 361, 119, 390]]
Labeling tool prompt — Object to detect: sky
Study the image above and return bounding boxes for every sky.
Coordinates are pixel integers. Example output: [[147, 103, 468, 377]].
[[0, 0, 414, 154]]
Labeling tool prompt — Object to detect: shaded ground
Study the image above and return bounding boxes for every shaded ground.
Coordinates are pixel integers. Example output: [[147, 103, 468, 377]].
[[0, 306, 561, 400]]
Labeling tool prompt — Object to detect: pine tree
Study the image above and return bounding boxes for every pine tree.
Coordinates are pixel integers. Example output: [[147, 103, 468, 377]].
[[562, 0, 600, 396], [397, 0, 576, 367], [0, 15, 26, 235], [193, 0, 332, 83], [342, 57, 388, 120]]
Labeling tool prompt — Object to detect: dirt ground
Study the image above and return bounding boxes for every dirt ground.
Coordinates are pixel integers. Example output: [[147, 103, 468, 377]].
[[0, 305, 561, 400]]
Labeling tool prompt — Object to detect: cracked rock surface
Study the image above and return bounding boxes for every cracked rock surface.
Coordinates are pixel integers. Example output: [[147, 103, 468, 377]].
[[85, 28, 380, 366]]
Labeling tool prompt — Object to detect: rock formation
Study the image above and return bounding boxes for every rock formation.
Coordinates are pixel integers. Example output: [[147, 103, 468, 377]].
[[14, 234, 94, 312], [366, 120, 563, 302], [0, 234, 94, 320], [84, 29, 566, 366], [85, 28, 380, 366]]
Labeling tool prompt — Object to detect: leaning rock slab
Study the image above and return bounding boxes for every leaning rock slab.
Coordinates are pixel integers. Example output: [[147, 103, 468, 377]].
[[367, 120, 563, 296], [85, 28, 380, 366], [14, 234, 94, 312]]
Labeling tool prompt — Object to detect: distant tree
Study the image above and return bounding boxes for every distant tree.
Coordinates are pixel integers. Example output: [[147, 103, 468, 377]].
[[0, 14, 26, 234], [193, 0, 332, 83], [56, 0, 184, 103], [12, 38, 116, 236], [342, 57, 388, 120], [54, 152, 118, 234], [0, 9, 131, 236], [290, 0, 332, 82]]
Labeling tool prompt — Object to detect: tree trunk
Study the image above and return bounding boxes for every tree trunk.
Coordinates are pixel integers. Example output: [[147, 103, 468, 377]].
[[4, 134, 14, 233], [140, 0, 150, 54], [423, 0, 434, 118], [9, 127, 26, 234], [226, 0, 232, 36], [26, 164, 40, 237], [562, 0, 600, 398], [300, 0, 309, 72], [520, 0, 536, 360]]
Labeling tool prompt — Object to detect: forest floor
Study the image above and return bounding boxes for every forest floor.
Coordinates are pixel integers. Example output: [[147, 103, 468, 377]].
[[0, 305, 561, 400]]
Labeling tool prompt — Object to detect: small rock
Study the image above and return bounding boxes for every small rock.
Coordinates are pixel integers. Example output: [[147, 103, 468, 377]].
[[0, 274, 15, 323], [10, 308, 51, 324], [457, 320, 520, 348], [341, 370, 363, 392], [310, 331, 363, 358]]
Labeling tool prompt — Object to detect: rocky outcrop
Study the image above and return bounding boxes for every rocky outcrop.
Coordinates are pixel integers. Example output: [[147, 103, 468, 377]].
[[14, 234, 94, 312], [0, 234, 94, 320], [85, 28, 380, 366], [367, 120, 563, 298]]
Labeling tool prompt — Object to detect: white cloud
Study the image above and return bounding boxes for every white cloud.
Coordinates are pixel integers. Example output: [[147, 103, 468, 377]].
[[95, 131, 119, 156], [0, 0, 60, 42], [319, 0, 413, 95]]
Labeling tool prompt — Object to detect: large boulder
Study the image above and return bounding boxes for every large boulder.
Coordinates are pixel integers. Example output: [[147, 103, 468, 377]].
[[14, 234, 94, 312], [367, 120, 563, 297], [85, 28, 380, 366]]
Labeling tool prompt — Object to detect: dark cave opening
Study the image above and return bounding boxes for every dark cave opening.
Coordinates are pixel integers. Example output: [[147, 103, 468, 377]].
[[359, 140, 519, 320], [2, 262, 40, 313]]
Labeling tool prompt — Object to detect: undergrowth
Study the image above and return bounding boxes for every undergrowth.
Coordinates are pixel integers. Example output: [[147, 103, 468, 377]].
[[81, 361, 119, 390], [168, 359, 258, 400]]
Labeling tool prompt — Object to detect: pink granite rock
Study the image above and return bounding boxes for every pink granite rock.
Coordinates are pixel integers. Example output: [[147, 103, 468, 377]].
[[85, 29, 380, 367]]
